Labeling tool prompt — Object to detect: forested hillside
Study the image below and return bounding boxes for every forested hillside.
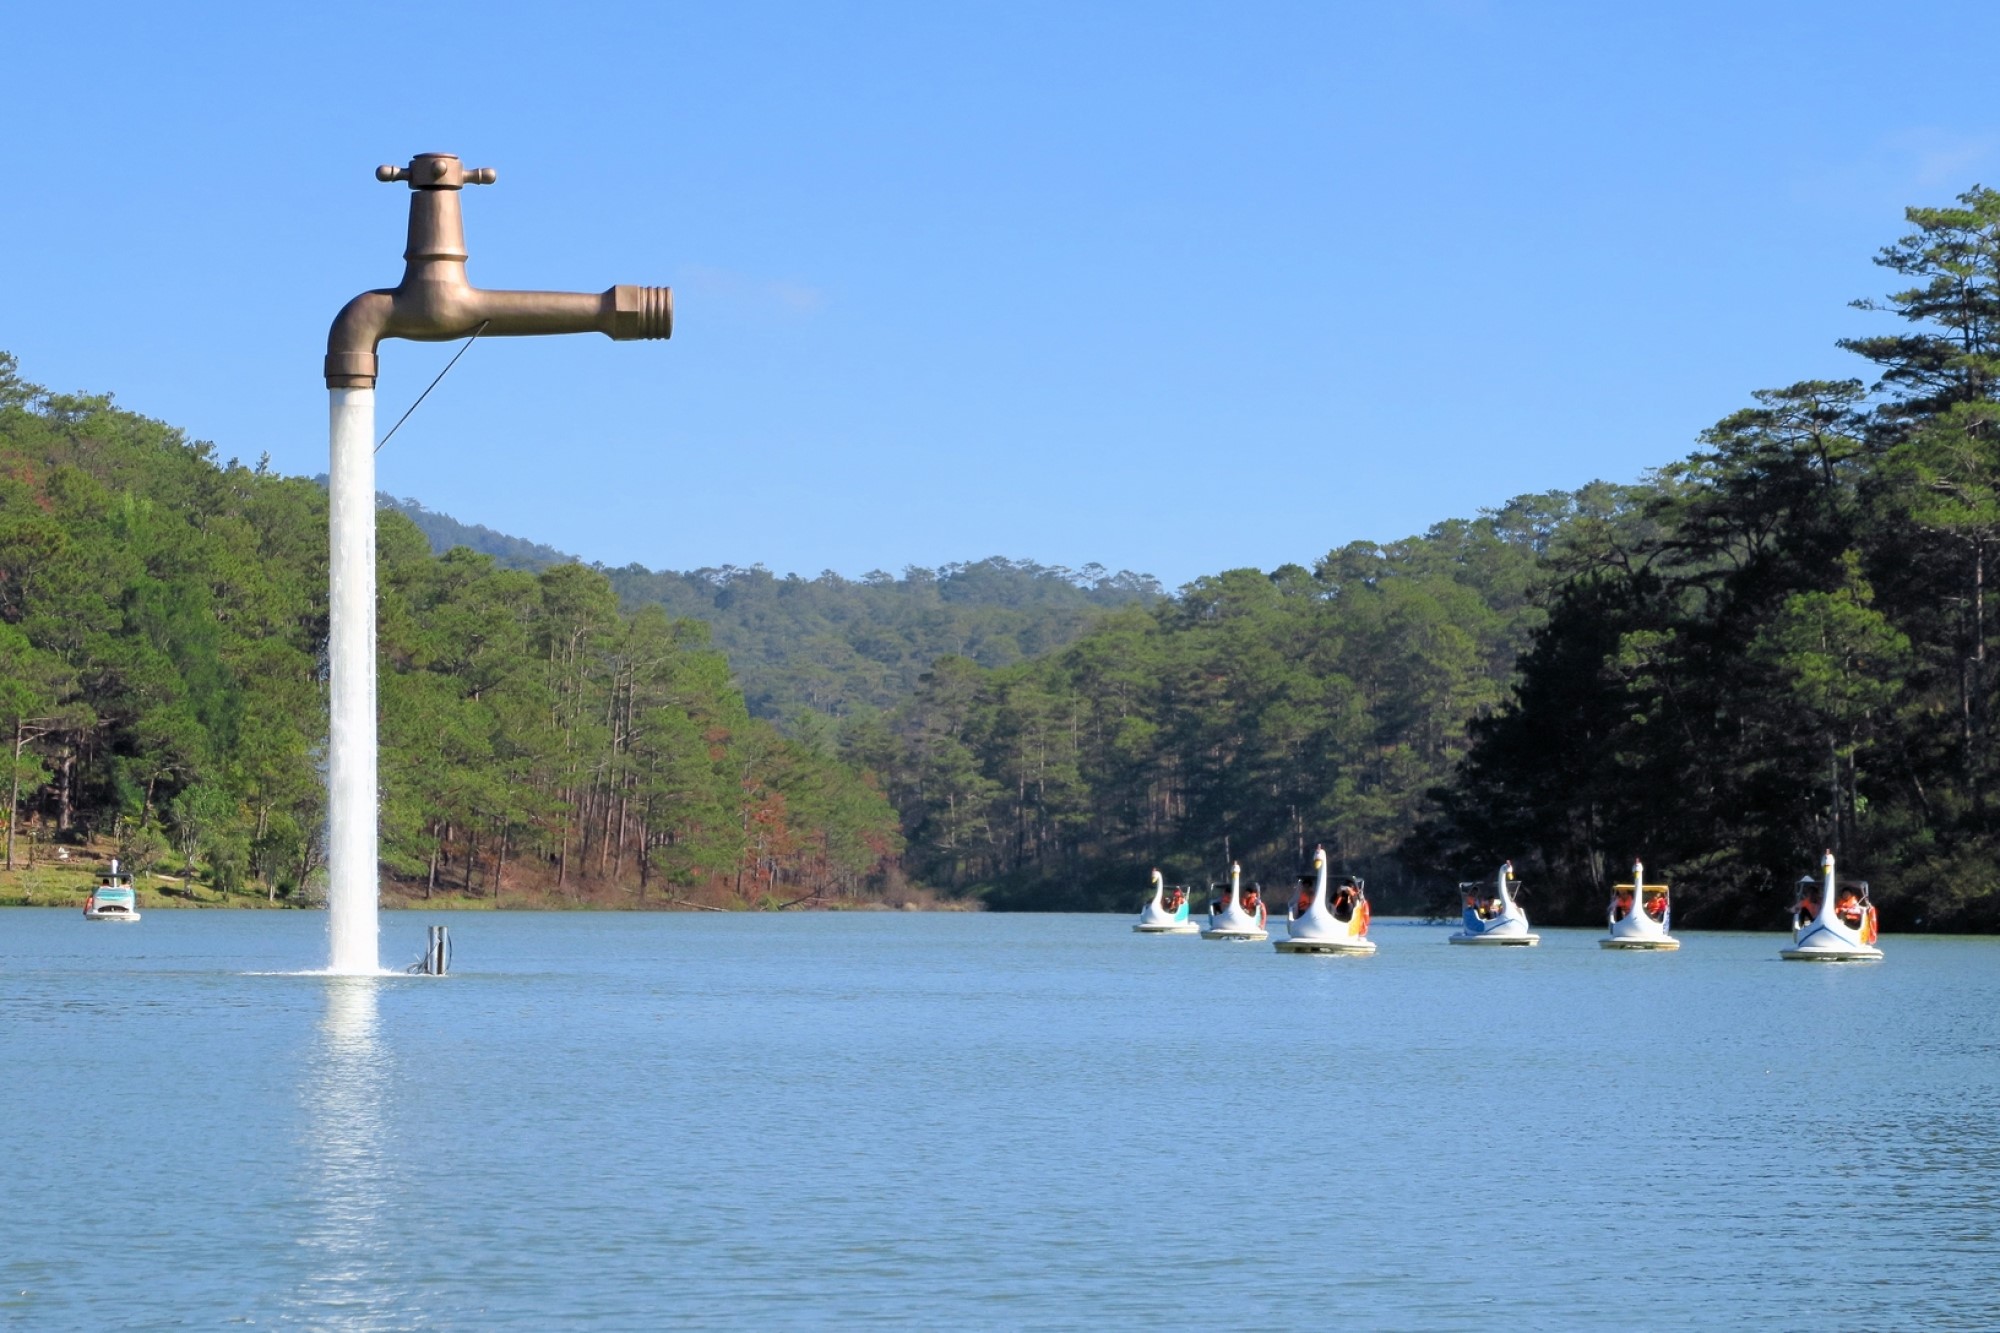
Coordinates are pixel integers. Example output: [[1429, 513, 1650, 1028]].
[[607, 560, 1161, 723], [845, 494, 1572, 910], [861, 186, 2000, 927], [381, 494, 1163, 727], [381, 494, 578, 571], [0, 354, 899, 905]]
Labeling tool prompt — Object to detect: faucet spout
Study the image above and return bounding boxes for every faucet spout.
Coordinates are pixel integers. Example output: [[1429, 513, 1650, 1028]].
[[324, 153, 671, 389], [463, 285, 675, 340]]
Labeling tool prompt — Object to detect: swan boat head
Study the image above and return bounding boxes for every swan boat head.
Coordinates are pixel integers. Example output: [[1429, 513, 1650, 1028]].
[[1604, 856, 1678, 947], [1785, 850, 1881, 959], [1453, 860, 1534, 940], [1204, 860, 1268, 936], [1284, 845, 1370, 942], [1135, 867, 1193, 928]]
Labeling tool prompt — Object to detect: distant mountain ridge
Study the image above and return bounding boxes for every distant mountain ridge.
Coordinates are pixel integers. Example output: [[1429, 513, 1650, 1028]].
[[380, 494, 579, 570], [377, 494, 1164, 722]]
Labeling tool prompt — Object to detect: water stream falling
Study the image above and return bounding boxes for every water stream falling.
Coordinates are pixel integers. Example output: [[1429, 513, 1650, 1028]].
[[326, 387, 379, 974]]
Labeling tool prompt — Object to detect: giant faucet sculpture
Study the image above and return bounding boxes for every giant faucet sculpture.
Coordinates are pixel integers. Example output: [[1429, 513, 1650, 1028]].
[[323, 153, 671, 972]]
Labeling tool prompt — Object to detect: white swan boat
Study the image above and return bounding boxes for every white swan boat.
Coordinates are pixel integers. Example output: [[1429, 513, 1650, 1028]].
[[1448, 861, 1538, 945], [1133, 868, 1200, 934], [1781, 851, 1882, 962], [83, 860, 141, 922], [1601, 858, 1677, 949], [1275, 845, 1375, 954], [1201, 862, 1268, 941]]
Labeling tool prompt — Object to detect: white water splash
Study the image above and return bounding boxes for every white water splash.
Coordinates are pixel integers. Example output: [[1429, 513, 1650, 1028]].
[[326, 388, 379, 975]]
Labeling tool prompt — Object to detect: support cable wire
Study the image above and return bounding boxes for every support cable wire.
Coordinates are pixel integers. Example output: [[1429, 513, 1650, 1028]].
[[375, 321, 490, 453]]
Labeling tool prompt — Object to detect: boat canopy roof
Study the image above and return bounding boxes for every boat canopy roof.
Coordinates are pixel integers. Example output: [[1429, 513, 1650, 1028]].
[[1612, 883, 1670, 892]]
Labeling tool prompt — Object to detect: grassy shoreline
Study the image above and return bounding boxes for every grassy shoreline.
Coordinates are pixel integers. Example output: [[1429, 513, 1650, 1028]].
[[0, 864, 293, 910], [0, 863, 977, 912]]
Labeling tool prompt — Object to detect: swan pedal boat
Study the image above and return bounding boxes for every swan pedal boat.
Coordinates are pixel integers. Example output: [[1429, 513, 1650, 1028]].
[[1781, 851, 1882, 962], [1201, 863, 1268, 941], [1601, 858, 1678, 950], [1133, 869, 1200, 934], [1274, 846, 1376, 954], [1448, 861, 1538, 945], [83, 862, 141, 922]]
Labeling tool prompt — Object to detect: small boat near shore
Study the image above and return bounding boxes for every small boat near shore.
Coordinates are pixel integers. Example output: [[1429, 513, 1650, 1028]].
[[1202, 863, 1268, 941], [1448, 861, 1538, 946], [1133, 868, 1199, 934], [83, 860, 141, 922], [1781, 851, 1882, 962], [1601, 858, 1677, 950], [1275, 845, 1375, 954]]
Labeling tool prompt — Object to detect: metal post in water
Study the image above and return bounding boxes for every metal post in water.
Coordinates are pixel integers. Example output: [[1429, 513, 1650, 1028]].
[[322, 152, 673, 974]]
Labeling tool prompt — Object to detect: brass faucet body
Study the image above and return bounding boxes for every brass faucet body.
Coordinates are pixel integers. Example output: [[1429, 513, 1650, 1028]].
[[324, 152, 672, 389]]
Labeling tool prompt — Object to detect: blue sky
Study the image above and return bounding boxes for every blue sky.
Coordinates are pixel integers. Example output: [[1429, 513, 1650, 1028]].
[[6, 1, 1998, 587]]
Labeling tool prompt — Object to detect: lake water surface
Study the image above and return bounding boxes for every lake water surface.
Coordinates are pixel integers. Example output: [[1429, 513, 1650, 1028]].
[[4, 910, 1998, 1329]]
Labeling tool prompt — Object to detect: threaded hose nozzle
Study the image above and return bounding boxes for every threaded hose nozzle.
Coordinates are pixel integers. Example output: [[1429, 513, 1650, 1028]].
[[608, 285, 673, 340]]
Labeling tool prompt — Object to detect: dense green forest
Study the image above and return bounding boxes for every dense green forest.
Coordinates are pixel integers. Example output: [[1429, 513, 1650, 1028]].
[[382, 494, 1162, 726], [0, 355, 900, 905], [844, 494, 1567, 911], [861, 187, 2000, 928], [608, 560, 1161, 723]]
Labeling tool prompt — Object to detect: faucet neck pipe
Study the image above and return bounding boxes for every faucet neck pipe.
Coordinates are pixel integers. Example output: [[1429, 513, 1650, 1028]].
[[405, 188, 470, 269]]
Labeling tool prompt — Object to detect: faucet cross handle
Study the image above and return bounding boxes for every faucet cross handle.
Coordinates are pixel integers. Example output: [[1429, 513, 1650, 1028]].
[[375, 156, 497, 189]]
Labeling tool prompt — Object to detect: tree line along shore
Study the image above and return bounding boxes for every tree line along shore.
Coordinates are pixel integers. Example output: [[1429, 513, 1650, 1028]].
[[5, 187, 1999, 927]]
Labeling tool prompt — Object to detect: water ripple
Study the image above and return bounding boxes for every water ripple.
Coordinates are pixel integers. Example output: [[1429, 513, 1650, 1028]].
[[3, 913, 1998, 1327]]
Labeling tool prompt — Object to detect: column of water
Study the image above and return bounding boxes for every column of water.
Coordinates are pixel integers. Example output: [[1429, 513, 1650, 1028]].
[[326, 388, 379, 974]]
